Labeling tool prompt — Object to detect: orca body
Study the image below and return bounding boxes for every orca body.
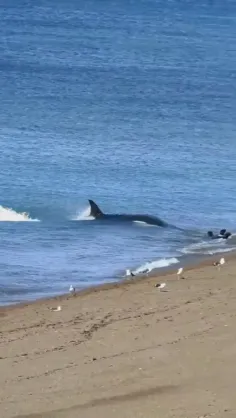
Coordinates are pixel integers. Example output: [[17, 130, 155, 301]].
[[87, 200, 169, 227]]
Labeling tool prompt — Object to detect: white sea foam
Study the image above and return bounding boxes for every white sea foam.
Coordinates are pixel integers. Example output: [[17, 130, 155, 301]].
[[182, 240, 221, 254], [181, 238, 236, 255], [126, 257, 179, 276], [72, 205, 95, 221], [0, 205, 39, 222]]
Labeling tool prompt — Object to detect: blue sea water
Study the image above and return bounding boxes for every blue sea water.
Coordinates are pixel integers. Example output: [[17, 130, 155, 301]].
[[1, 0, 236, 305]]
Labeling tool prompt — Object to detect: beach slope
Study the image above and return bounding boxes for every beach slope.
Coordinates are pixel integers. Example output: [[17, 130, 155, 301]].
[[1, 257, 236, 418]]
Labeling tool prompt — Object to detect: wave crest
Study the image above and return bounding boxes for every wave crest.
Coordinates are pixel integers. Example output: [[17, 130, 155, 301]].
[[135, 257, 179, 273], [0, 205, 39, 222], [182, 238, 236, 255], [126, 257, 179, 276]]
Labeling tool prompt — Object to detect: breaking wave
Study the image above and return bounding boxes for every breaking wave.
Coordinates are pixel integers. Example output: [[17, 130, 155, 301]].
[[0, 205, 39, 222], [181, 234, 236, 255], [126, 257, 179, 276]]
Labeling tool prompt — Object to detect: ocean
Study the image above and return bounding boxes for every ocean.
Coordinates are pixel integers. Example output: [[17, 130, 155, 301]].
[[1, 0, 236, 305]]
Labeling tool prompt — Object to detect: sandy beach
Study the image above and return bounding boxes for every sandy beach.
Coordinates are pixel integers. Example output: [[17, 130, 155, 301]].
[[1, 254, 236, 418]]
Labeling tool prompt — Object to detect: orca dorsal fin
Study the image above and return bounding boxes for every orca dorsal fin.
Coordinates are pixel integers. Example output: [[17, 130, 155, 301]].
[[88, 200, 104, 218]]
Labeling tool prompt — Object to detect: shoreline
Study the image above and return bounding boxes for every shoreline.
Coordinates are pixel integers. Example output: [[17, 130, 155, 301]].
[[1, 249, 236, 417], [1, 249, 234, 312]]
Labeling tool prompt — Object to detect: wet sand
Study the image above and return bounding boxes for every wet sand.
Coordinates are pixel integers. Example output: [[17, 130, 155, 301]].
[[1, 254, 236, 418]]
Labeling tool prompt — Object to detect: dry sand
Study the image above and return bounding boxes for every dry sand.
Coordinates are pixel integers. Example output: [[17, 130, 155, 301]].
[[1, 254, 236, 418]]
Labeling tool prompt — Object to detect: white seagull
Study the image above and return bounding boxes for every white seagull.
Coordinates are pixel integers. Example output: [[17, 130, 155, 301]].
[[214, 257, 225, 269], [52, 306, 62, 312], [155, 282, 167, 291], [220, 257, 225, 265], [177, 267, 183, 279], [69, 285, 75, 293]]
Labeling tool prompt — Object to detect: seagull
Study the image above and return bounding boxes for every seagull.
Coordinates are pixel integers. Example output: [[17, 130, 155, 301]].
[[69, 285, 75, 293], [177, 267, 184, 279], [155, 282, 167, 291], [52, 306, 62, 312], [220, 257, 225, 265], [214, 257, 225, 269]]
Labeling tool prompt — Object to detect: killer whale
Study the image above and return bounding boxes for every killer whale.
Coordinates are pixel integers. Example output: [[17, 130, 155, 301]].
[[87, 200, 169, 227]]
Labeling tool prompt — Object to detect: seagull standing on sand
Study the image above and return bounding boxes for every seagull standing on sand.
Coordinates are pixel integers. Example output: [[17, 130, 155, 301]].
[[220, 257, 225, 266], [155, 283, 167, 292], [214, 257, 225, 270], [177, 267, 184, 279], [52, 306, 62, 312], [69, 285, 75, 293]]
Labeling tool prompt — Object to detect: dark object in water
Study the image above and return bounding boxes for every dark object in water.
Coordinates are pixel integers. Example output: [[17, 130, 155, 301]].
[[207, 231, 219, 239], [223, 231, 231, 239], [207, 230, 232, 240], [219, 229, 226, 236]]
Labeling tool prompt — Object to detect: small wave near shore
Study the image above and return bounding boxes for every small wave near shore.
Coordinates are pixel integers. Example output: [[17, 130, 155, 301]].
[[125, 257, 179, 277]]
